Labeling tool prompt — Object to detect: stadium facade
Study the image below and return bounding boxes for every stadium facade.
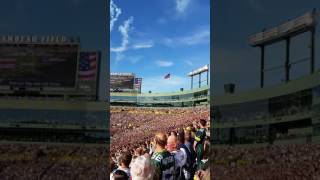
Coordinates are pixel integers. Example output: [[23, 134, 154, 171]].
[[213, 71, 320, 144], [212, 10, 320, 145], [111, 86, 209, 107]]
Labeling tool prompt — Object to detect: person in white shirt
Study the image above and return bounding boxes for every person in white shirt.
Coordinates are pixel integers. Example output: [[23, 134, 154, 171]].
[[110, 151, 132, 180], [130, 154, 156, 180], [167, 134, 187, 180]]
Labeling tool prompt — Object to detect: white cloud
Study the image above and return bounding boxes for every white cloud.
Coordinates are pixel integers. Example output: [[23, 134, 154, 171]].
[[115, 53, 125, 61], [186, 60, 193, 66], [142, 75, 189, 93], [128, 56, 143, 64], [155, 60, 174, 67], [111, 16, 134, 54], [110, 0, 122, 32], [176, 0, 191, 14], [179, 29, 209, 45], [162, 28, 209, 47], [132, 41, 154, 49]]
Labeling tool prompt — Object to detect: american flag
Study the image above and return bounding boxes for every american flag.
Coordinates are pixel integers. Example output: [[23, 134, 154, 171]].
[[134, 78, 142, 85], [0, 58, 16, 69], [134, 78, 142, 87], [134, 78, 142, 93], [164, 73, 170, 79], [78, 52, 98, 81]]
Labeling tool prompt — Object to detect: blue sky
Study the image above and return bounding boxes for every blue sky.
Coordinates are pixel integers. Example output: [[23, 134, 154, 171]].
[[213, 0, 320, 95], [0, 0, 108, 100], [110, 0, 210, 93]]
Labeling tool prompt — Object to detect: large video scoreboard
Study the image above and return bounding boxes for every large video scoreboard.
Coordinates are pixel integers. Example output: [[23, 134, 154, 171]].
[[0, 35, 79, 89], [110, 73, 135, 92]]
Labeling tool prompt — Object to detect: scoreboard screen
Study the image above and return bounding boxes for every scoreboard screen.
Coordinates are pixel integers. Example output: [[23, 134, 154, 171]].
[[110, 73, 135, 91], [0, 43, 78, 88]]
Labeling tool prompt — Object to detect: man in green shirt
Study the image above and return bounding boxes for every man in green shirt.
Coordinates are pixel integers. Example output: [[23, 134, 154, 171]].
[[193, 119, 207, 170], [151, 132, 175, 180]]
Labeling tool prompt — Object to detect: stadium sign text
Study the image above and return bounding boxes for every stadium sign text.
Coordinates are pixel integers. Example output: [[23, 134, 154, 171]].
[[0, 35, 79, 44], [110, 73, 135, 76]]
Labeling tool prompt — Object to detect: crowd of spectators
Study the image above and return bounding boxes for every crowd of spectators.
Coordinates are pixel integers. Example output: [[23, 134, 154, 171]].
[[211, 143, 320, 180], [110, 107, 209, 153], [0, 142, 107, 180], [110, 106, 210, 180]]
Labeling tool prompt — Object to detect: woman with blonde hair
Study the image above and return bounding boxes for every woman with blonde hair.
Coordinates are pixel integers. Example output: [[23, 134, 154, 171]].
[[130, 154, 157, 180]]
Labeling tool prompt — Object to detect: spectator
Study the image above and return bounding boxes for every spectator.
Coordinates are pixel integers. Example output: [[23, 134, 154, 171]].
[[151, 132, 175, 180], [194, 169, 210, 180], [167, 134, 186, 179], [111, 151, 132, 179], [179, 129, 195, 180], [194, 119, 207, 170], [113, 170, 129, 180], [130, 154, 156, 180]]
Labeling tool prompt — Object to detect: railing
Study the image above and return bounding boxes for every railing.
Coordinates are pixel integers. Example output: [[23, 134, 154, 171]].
[[249, 11, 315, 46]]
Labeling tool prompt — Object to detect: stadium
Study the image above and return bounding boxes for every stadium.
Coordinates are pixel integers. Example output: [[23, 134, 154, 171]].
[[211, 10, 320, 179], [0, 35, 107, 179], [110, 66, 210, 179], [110, 66, 209, 107]]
